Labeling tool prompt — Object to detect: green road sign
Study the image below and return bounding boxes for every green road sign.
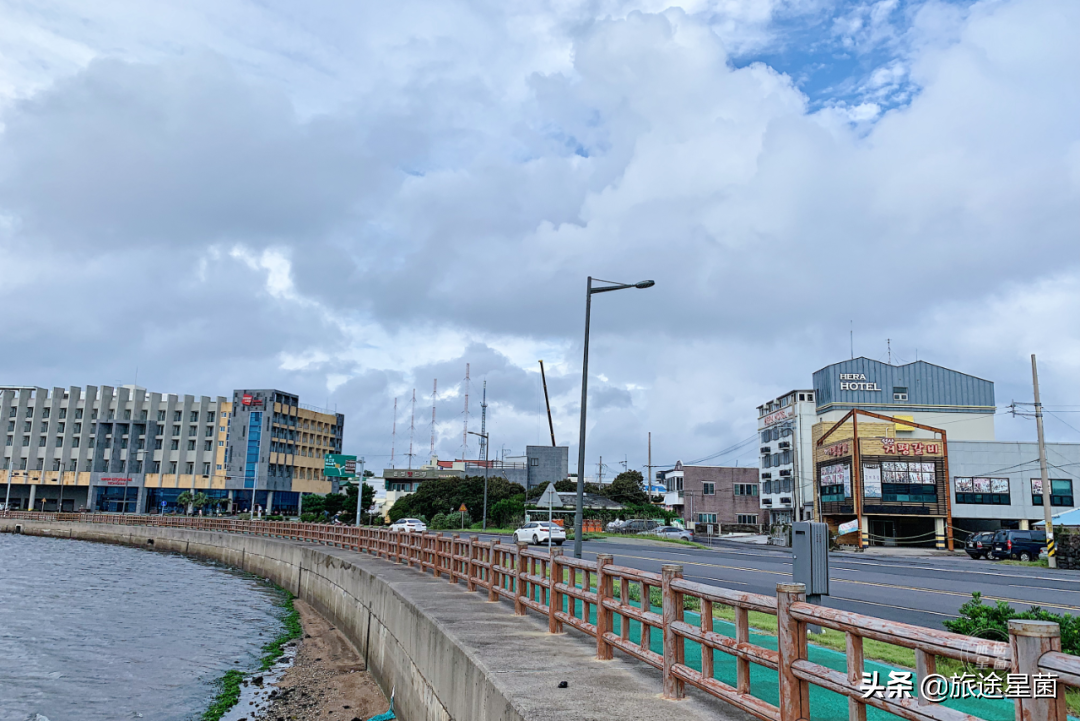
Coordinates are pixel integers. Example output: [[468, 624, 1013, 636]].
[[324, 454, 357, 478]]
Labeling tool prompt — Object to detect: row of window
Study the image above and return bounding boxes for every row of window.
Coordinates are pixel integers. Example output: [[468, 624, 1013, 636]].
[[952, 477, 1074, 507], [760, 426, 793, 443], [762, 451, 792, 468], [0, 457, 213, 474], [7, 406, 223, 423], [734, 483, 758, 496], [697, 513, 766, 525], [762, 479, 792, 494]]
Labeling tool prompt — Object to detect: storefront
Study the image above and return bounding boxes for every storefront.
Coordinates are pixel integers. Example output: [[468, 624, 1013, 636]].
[[815, 409, 953, 549]]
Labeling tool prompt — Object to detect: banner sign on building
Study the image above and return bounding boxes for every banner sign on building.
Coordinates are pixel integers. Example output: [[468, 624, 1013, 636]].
[[324, 454, 357, 478], [838, 519, 860, 535], [241, 393, 264, 407], [821, 463, 851, 497], [862, 465, 881, 498], [762, 407, 793, 427]]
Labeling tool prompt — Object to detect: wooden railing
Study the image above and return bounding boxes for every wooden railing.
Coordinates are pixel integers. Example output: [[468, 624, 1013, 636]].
[[2, 510, 1072, 721]]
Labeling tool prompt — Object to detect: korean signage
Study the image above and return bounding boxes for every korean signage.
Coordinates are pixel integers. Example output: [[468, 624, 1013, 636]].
[[821, 463, 851, 497], [823, 441, 850, 458], [762, 407, 793, 427], [323, 454, 357, 478], [877, 438, 942, 456], [838, 519, 860, 535], [241, 394, 264, 407], [956, 478, 1009, 493], [101, 477, 133, 486], [839, 373, 881, 391], [863, 465, 882, 498]]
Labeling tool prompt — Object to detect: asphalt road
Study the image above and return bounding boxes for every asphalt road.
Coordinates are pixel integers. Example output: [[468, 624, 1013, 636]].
[[475, 533, 1079, 630]]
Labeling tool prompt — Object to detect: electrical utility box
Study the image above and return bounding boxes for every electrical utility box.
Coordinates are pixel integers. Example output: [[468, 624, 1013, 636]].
[[792, 521, 830, 597]]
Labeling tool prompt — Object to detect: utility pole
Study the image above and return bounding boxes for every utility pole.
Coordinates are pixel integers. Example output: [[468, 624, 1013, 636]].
[[1031, 354, 1057, 568], [646, 432, 653, 499], [539, 360, 556, 446], [598, 456, 603, 486], [407, 389, 416, 470], [354, 457, 365, 526], [430, 380, 437, 457], [390, 397, 397, 469]]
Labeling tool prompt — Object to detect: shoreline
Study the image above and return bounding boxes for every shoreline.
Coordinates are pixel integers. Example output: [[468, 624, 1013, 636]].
[[238, 598, 390, 721]]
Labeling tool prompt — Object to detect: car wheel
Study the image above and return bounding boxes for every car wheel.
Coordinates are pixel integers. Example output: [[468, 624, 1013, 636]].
[[986, 552, 997, 560], [532, 535, 539, 545], [1019, 551, 1032, 562]]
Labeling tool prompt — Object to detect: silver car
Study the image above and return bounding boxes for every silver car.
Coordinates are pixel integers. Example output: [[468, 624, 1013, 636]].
[[640, 525, 693, 542]]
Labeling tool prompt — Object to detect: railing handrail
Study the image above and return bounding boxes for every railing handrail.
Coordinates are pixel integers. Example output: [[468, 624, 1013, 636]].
[[0, 510, 1068, 721]]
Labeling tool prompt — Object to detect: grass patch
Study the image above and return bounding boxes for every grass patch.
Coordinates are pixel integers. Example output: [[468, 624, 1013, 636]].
[[260, 590, 302, 670], [580, 531, 708, 549], [998, 558, 1049, 567], [202, 670, 244, 721]]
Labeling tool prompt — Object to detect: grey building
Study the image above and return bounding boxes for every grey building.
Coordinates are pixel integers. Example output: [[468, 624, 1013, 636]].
[[949, 440, 1079, 533]]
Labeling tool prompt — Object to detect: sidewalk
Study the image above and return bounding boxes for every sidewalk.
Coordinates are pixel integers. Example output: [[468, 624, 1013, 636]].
[[834, 545, 966, 558]]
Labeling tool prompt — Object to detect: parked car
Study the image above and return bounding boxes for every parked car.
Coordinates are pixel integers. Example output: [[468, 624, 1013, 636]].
[[989, 529, 1047, 562], [605, 519, 627, 532], [641, 525, 693, 542], [615, 519, 662, 534], [964, 531, 996, 559], [389, 518, 427, 533], [513, 521, 566, 545]]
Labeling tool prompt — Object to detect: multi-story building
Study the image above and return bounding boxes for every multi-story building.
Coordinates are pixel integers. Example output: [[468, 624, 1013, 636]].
[[662, 462, 761, 529], [1, 385, 343, 516], [756, 390, 817, 524]]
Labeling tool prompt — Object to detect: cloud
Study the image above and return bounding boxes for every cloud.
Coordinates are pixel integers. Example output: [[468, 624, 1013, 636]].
[[1, 0, 1079, 476]]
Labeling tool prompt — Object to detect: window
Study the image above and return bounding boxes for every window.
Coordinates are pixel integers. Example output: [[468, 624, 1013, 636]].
[[8, 407, 15, 417], [530, 457, 539, 466], [184, 462, 194, 474], [69, 459, 77, 471], [168, 461, 178, 473], [154, 439, 163, 450], [781, 450, 792, 465], [59, 408, 67, 419], [22, 421, 30, 432], [170, 439, 179, 450], [56, 422, 64, 433], [55, 436, 63, 447], [25, 408, 32, 417], [702, 482, 715, 495], [954, 477, 1010, 505], [205, 426, 214, 437], [172, 425, 181, 436], [124, 409, 131, 420], [74, 423, 81, 433], [22, 436, 30, 446], [698, 513, 718, 524], [140, 410, 148, 420], [42, 408, 50, 419], [893, 387, 908, 401], [737, 514, 759, 524], [38, 436, 47, 447], [799, 393, 805, 401], [39, 422, 47, 433], [4, 435, 10, 446], [206, 411, 215, 423], [219, 440, 225, 447], [1032, 479, 1074, 507], [217, 464, 223, 470], [202, 463, 211, 475], [157, 410, 167, 421], [72, 437, 80, 448], [189, 425, 197, 436], [734, 483, 757, 496], [91, 410, 97, 419], [204, 440, 212, 451], [75, 408, 83, 419], [187, 440, 196, 451], [5, 421, 12, 432]]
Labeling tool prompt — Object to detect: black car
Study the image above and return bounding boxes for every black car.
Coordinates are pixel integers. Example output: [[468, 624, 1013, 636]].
[[989, 529, 1047, 562], [964, 531, 996, 559], [617, 519, 661, 533]]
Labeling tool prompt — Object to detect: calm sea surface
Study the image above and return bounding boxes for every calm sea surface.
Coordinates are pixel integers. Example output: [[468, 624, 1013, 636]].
[[0, 533, 286, 721]]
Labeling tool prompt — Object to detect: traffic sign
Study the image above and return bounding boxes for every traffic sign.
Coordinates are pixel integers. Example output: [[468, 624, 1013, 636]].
[[458, 503, 468, 513], [324, 454, 357, 478], [536, 483, 560, 508]]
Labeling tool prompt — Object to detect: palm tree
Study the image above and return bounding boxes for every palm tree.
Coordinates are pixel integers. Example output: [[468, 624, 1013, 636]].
[[177, 490, 194, 515]]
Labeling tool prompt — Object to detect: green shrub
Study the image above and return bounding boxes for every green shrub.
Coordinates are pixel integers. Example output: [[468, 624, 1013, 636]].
[[299, 513, 320, 523], [945, 592, 1080, 654]]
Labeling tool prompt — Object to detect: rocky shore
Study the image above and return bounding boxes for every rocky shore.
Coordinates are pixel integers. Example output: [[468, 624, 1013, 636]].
[[251, 599, 390, 721]]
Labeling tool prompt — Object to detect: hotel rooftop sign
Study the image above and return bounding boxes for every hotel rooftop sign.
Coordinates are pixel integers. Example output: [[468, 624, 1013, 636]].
[[838, 373, 881, 392]]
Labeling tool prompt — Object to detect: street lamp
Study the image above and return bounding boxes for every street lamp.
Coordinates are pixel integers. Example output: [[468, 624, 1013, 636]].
[[467, 430, 490, 530], [574, 276, 655, 558]]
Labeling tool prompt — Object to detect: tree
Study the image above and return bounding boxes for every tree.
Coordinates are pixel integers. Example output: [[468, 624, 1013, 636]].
[[388, 475, 526, 523], [606, 471, 649, 506]]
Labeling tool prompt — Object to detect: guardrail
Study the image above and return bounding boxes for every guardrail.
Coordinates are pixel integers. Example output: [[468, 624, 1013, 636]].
[[3, 511, 1074, 721]]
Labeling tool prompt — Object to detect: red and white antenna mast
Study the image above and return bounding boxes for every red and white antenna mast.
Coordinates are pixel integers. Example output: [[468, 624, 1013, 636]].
[[430, 379, 438, 457], [390, 397, 398, 468], [407, 389, 416, 469], [462, 363, 470, 459]]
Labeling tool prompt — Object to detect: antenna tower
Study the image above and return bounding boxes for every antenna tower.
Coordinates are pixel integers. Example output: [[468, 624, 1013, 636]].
[[462, 363, 470, 459], [407, 389, 416, 469], [479, 381, 488, 465], [390, 397, 398, 468], [888, 338, 892, 364], [430, 379, 438, 456]]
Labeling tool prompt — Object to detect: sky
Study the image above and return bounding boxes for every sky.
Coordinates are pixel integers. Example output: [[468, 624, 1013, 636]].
[[1, 0, 1078, 479]]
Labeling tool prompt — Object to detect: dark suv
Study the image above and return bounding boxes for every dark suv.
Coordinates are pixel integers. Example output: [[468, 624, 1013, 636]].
[[989, 529, 1047, 562], [964, 531, 996, 559]]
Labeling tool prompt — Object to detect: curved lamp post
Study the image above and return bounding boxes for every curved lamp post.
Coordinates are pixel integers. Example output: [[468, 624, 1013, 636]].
[[574, 277, 655, 558]]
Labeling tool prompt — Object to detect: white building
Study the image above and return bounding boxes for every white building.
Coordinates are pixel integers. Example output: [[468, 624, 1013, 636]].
[[756, 390, 818, 524]]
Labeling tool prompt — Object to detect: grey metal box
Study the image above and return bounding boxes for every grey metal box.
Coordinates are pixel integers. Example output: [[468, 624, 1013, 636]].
[[792, 521, 830, 596]]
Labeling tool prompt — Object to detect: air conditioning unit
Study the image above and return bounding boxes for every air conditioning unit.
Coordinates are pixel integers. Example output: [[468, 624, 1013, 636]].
[[779, 469, 791, 477], [780, 497, 792, 505], [778, 441, 791, 450], [760, 446, 771, 454], [762, 498, 773, 506], [761, 473, 772, 479]]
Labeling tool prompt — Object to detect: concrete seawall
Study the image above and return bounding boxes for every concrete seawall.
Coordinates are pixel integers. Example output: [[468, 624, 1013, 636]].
[[1, 519, 749, 721]]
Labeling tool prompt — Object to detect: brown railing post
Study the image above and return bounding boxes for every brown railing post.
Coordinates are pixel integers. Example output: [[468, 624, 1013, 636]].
[[777, 582, 810, 721], [488, 543, 500, 602], [467, 535, 478, 592], [450, 534, 460, 584], [513, 542, 527, 614], [662, 564, 685, 700], [548, 549, 563, 634], [393, 531, 401, 564], [1010, 619, 1066, 721], [596, 554, 614, 660]]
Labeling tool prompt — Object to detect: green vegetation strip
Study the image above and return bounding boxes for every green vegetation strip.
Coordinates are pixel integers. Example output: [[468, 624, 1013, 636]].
[[202, 588, 302, 721]]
